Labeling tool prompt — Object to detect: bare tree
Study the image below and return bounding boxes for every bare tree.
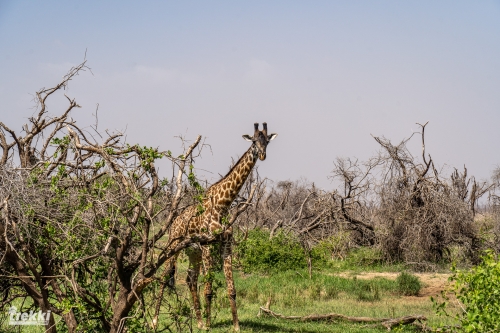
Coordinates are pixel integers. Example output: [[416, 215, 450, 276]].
[[488, 167, 500, 252], [373, 123, 486, 265], [328, 157, 378, 245]]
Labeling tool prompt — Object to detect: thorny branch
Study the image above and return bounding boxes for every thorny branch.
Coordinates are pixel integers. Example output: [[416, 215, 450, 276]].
[[0, 61, 213, 333]]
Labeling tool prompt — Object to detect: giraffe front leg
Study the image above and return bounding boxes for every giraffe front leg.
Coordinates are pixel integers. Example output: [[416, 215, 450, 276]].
[[186, 246, 205, 330], [202, 246, 214, 329], [222, 241, 240, 332]]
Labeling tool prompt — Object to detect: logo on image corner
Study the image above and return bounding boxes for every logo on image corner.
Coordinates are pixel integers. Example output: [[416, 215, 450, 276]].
[[8, 306, 51, 326]]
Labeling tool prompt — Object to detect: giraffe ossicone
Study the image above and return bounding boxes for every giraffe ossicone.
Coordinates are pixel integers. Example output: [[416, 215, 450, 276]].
[[154, 123, 277, 331]]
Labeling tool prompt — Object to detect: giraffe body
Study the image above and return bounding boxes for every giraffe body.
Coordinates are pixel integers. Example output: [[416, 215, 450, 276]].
[[155, 123, 277, 331]]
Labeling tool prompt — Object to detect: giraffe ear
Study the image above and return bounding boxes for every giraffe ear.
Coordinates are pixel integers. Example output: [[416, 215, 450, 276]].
[[242, 135, 254, 142], [268, 133, 278, 141]]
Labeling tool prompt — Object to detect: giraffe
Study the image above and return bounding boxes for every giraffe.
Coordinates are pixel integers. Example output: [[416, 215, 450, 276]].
[[154, 123, 277, 331]]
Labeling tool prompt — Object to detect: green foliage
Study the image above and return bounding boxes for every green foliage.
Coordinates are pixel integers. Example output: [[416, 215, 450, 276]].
[[345, 247, 384, 268], [350, 277, 381, 302], [134, 145, 163, 170], [310, 231, 352, 264], [324, 246, 395, 273], [395, 272, 421, 296], [94, 160, 105, 169], [432, 250, 500, 332], [188, 164, 205, 215], [4, 153, 169, 331], [50, 135, 71, 147], [236, 229, 306, 273]]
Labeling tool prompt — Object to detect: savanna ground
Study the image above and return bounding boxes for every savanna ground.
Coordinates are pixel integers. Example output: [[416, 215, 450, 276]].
[[157, 252, 458, 333]]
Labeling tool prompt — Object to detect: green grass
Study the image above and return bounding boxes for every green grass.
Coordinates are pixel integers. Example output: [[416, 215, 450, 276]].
[[232, 270, 396, 305], [152, 262, 459, 333], [396, 272, 422, 296]]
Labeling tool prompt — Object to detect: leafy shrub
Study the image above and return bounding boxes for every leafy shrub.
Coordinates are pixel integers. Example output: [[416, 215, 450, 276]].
[[433, 250, 500, 332], [310, 231, 353, 263], [346, 247, 384, 267], [353, 278, 380, 302], [236, 228, 306, 273], [396, 272, 421, 296]]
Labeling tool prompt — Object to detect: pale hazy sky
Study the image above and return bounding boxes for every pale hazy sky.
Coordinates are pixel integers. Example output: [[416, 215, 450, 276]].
[[1, 1, 499, 189]]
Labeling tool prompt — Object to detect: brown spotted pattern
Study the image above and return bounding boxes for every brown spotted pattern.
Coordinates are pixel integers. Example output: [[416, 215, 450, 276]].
[[153, 123, 277, 331]]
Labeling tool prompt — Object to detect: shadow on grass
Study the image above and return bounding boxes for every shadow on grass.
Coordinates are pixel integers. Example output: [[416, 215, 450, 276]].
[[210, 318, 323, 333]]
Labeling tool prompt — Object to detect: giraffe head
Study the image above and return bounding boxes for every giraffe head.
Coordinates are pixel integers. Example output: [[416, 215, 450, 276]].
[[242, 122, 277, 161]]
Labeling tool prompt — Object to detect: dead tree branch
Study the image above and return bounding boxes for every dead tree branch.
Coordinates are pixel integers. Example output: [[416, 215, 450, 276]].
[[258, 302, 427, 330]]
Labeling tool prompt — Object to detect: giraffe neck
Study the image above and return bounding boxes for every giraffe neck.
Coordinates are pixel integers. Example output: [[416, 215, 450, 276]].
[[206, 144, 257, 209]]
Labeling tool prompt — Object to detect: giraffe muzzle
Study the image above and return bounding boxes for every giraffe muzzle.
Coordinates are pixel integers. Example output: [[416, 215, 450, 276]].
[[259, 153, 266, 161]]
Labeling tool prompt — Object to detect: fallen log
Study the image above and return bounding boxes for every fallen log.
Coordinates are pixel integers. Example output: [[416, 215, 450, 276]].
[[258, 301, 427, 331]]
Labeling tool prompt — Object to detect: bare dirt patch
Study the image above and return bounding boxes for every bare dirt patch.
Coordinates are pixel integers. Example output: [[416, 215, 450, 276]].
[[336, 272, 450, 297]]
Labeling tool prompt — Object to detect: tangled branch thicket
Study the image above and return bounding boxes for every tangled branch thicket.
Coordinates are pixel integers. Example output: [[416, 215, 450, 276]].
[[0, 61, 239, 333], [373, 125, 489, 265]]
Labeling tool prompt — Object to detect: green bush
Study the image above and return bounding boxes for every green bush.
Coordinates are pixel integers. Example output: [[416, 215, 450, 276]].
[[310, 231, 352, 263], [325, 246, 389, 271], [236, 228, 306, 273], [356, 286, 380, 302], [352, 277, 381, 302], [433, 250, 500, 332], [396, 272, 421, 296]]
